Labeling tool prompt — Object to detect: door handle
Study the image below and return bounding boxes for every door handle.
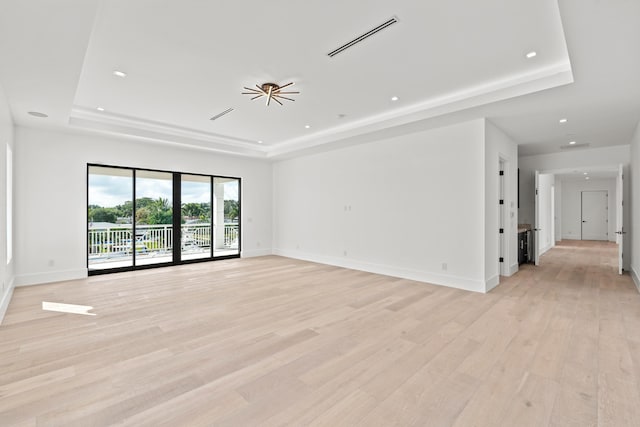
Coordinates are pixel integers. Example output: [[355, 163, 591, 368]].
[[582, 220, 587, 223], [616, 231, 627, 234]]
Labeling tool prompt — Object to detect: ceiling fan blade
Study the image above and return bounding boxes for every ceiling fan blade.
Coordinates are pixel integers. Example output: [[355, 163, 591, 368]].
[[266, 85, 274, 106], [278, 82, 294, 90], [274, 95, 295, 102]]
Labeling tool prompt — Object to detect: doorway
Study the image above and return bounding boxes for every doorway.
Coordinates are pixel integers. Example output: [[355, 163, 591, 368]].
[[581, 190, 608, 241]]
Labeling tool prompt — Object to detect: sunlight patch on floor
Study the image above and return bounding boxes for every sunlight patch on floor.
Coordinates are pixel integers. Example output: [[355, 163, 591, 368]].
[[42, 301, 96, 316]]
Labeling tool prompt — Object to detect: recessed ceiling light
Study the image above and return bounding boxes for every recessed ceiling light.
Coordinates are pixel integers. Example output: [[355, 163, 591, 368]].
[[583, 172, 588, 175], [585, 177, 590, 180], [569, 141, 576, 145], [559, 118, 567, 123], [391, 96, 399, 101], [257, 140, 263, 144], [96, 107, 105, 112], [305, 125, 311, 129], [113, 70, 127, 78], [526, 51, 537, 59], [28, 111, 48, 118]]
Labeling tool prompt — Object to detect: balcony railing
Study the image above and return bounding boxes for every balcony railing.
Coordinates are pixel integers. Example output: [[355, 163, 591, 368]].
[[88, 223, 238, 260]]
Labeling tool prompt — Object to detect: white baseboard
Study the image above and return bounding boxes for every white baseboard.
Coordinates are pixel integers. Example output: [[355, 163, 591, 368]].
[[15, 268, 88, 287], [272, 248, 487, 293], [485, 275, 500, 292], [241, 249, 273, 258], [539, 244, 552, 256], [0, 277, 15, 325], [509, 262, 519, 276], [631, 266, 640, 294]]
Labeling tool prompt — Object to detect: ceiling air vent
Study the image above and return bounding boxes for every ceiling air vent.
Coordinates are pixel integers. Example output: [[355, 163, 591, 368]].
[[209, 108, 234, 121], [328, 16, 398, 58], [560, 143, 590, 150]]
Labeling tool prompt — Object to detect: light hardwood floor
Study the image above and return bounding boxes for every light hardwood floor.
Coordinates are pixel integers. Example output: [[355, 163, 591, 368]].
[[1, 241, 640, 426]]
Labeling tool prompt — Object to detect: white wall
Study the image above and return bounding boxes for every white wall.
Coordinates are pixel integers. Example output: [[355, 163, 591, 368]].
[[630, 121, 640, 290], [13, 127, 273, 286], [554, 180, 562, 242], [538, 173, 555, 254], [559, 178, 616, 241], [0, 82, 15, 323], [519, 145, 631, 270], [485, 120, 519, 285], [274, 119, 505, 293]]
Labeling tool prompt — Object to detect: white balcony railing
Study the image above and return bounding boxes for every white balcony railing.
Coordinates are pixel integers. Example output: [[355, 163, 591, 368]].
[[88, 223, 238, 262]]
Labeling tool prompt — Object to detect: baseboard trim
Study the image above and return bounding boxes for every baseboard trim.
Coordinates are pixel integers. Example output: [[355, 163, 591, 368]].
[[272, 249, 487, 293], [631, 266, 640, 294], [0, 277, 16, 325], [15, 269, 88, 287], [539, 244, 552, 256], [509, 262, 519, 276], [485, 275, 500, 293], [241, 249, 273, 258]]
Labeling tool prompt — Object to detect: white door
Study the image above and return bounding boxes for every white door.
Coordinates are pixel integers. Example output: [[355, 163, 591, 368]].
[[581, 191, 608, 241], [534, 170, 540, 265], [616, 164, 624, 274]]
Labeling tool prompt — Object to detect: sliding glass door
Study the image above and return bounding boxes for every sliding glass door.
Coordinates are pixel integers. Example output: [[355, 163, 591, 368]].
[[213, 177, 240, 257], [181, 174, 212, 260], [135, 170, 174, 266], [88, 165, 240, 274], [87, 166, 134, 271]]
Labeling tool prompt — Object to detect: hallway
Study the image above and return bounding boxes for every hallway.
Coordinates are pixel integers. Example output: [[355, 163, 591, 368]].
[[493, 240, 640, 426]]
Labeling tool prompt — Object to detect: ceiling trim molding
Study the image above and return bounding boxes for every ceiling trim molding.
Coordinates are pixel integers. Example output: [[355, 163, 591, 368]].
[[268, 61, 574, 158], [69, 107, 267, 158], [68, 60, 572, 160]]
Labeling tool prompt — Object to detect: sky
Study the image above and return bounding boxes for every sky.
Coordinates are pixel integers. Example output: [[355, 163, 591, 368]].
[[88, 174, 238, 208]]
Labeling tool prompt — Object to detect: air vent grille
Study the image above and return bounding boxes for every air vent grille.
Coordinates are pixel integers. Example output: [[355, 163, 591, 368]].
[[209, 108, 234, 121], [328, 17, 398, 58]]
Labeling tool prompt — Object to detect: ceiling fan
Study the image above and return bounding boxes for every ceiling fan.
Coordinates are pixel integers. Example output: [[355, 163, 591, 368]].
[[242, 82, 299, 106]]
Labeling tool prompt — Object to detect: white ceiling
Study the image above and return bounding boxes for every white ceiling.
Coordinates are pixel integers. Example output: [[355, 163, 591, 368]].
[[0, 0, 638, 160]]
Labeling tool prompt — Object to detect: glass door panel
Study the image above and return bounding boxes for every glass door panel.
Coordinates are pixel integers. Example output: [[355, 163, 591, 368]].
[[181, 174, 212, 261], [135, 170, 173, 266], [213, 177, 240, 257], [88, 166, 133, 271]]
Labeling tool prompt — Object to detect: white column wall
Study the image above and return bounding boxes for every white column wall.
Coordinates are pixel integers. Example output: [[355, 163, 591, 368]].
[[13, 126, 273, 286], [485, 120, 519, 286], [273, 119, 489, 293], [0, 83, 14, 322]]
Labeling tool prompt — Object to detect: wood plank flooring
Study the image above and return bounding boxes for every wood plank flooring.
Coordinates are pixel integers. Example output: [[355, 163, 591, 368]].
[[1, 240, 639, 426]]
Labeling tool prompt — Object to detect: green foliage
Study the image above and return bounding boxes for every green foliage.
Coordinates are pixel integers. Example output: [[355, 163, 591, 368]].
[[224, 200, 239, 222], [89, 207, 118, 223]]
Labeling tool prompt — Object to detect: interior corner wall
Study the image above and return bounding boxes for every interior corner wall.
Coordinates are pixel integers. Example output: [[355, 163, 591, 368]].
[[560, 178, 617, 242], [484, 120, 518, 287], [630, 120, 640, 290], [273, 119, 488, 293], [519, 145, 631, 270], [13, 126, 273, 287], [0, 82, 15, 323]]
